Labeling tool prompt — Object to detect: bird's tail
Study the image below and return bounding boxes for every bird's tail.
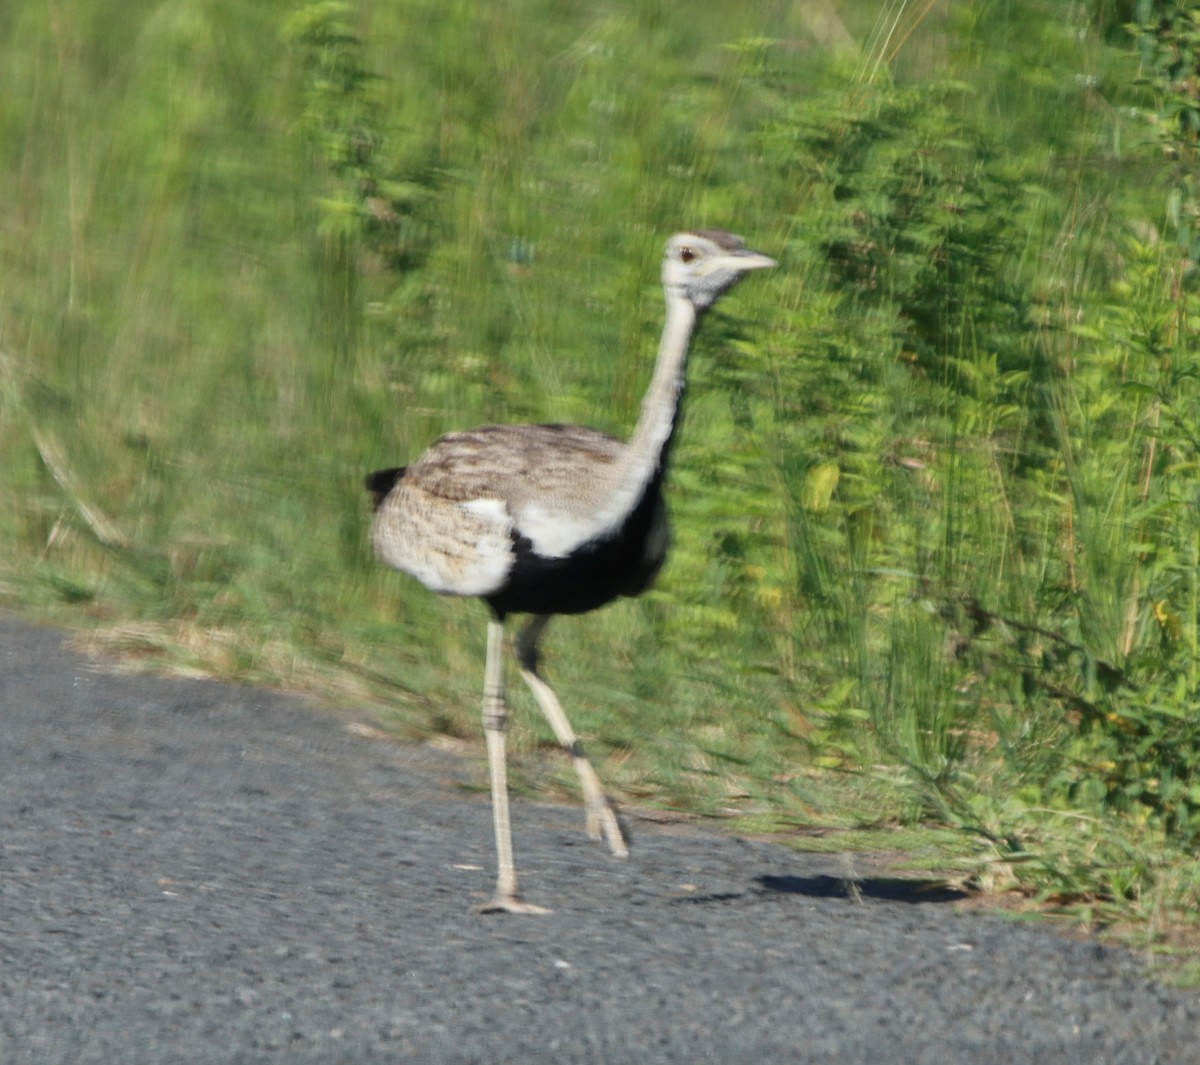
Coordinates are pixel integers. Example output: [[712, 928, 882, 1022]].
[[365, 467, 406, 510]]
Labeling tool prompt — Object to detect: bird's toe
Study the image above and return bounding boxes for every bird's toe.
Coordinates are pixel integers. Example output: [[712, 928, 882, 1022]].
[[474, 895, 554, 916]]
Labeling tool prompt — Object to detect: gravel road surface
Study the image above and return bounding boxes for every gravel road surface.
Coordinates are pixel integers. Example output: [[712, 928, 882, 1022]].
[[1, 616, 1197, 1063]]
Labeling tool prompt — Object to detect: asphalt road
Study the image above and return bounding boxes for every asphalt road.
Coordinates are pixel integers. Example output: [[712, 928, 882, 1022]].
[[2, 616, 1198, 1064]]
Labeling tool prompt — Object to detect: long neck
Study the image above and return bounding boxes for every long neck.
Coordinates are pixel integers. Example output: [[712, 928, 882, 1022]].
[[597, 291, 696, 522], [624, 291, 696, 482]]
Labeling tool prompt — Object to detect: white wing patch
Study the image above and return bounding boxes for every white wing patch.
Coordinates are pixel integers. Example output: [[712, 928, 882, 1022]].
[[461, 497, 509, 523]]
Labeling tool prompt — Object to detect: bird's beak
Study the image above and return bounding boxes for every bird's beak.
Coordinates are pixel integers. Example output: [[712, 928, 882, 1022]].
[[732, 250, 777, 271], [703, 249, 777, 276]]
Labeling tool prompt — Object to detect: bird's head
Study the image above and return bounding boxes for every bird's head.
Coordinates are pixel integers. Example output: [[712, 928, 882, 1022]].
[[662, 230, 776, 311]]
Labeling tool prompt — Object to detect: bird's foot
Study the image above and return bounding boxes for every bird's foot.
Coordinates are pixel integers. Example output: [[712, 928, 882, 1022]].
[[473, 894, 553, 916], [585, 798, 630, 859], [569, 754, 630, 857]]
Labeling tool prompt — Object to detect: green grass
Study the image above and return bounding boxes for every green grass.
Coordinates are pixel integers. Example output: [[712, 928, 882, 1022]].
[[4, 0, 1200, 956]]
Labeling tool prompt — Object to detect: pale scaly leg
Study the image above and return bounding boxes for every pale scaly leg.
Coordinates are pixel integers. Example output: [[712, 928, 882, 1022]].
[[516, 615, 629, 859], [476, 617, 551, 915]]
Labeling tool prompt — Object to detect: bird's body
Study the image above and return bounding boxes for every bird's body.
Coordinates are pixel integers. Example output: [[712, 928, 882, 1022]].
[[368, 230, 774, 913], [371, 422, 667, 615]]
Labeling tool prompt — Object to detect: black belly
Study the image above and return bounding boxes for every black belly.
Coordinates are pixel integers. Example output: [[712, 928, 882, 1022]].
[[485, 487, 668, 620]]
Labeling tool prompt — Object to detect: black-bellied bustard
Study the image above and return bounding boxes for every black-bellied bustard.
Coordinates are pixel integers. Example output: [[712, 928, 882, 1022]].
[[367, 230, 775, 913]]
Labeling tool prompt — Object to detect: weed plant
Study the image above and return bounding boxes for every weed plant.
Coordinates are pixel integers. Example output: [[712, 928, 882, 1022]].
[[2, 0, 1199, 938]]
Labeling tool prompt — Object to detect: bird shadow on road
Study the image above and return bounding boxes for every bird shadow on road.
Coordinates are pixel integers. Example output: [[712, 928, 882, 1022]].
[[756, 874, 968, 905]]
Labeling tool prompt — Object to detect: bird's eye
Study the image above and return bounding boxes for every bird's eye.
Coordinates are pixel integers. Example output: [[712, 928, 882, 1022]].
[[679, 247, 696, 263]]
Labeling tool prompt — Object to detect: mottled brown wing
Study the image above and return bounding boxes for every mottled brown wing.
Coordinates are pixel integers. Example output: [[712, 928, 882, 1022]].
[[403, 423, 625, 512]]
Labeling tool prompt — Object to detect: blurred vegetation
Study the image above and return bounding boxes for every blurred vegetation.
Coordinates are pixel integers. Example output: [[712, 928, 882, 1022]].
[[4, 0, 1200, 940]]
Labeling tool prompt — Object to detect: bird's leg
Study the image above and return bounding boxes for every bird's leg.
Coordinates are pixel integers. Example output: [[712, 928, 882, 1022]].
[[516, 615, 629, 859], [476, 618, 551, 915]]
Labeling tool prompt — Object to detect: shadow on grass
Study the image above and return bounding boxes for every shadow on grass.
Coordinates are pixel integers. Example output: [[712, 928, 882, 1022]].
[[757, 874, 968, 905]]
